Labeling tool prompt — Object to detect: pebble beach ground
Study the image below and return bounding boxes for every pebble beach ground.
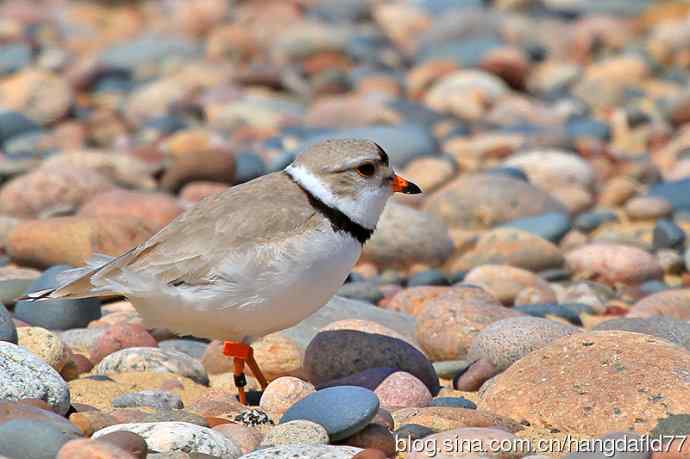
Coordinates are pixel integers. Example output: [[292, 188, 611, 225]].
[[2, 0, 690, 458]]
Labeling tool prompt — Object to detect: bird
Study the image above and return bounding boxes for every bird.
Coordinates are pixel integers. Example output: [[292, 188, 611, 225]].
[[22, 138, 421, 404]]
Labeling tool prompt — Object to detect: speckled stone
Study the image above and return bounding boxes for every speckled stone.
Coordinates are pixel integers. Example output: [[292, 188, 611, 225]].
[[17, 326, 70, 371], [467, 317, 581, 371], [594, 317, 690, 351], [280, 386, 379, 441], [212, 424, 262, 455], [479, 331, 690, 436], [374, 372, 432, 411], [415, 285, 524, 361], [464, 265, 556, 306], [262, 420, 329, 446], [93, 422, 241, 459], [112, 390, 184, 410], [94, 347, 209, 385], [0, 303, 17, 344], [239, 445, 362, 458], [259, 377, 315, 416], [0, 341, 70, 415]]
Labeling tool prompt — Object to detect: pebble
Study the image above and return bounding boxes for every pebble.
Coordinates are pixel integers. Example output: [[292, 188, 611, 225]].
[[239, 445, 362, 459], [17, 326, 70, 372], [566, 243, 663, 285], [450, 227, 565, 273], [501, 212, 572, 243], [280, 386, 379, 441], [415, 285, 524, 361], [97, 431, 148, 459], [342, 424, 395, 458], [361, 202, 453, 269], [383, 286, 449, 317], [212, 424, 262, 455], [94, 347, 209, 386], [479, 331, 690, 436], [57, 438, 139, 459], [0, 303, 17, 344], [112, 391, 184, 410], [94, 422, 241, 459], [89, 323, 158, 364], [594, 317, 690, 351], [430, 397, 477, 409], [625, 196, 673, 220], [467, 316, 581, 371], [406, 427, 528, 459], [0, 419, 82, 459], [406, 270, 449, 287], [0, 341, 70, 415], [653, 219, 686, 250], [628, 289, 690, 319], [305, 328, 439, 395], [423, 174, 568, 230], [159, 339, 209, 361], [464, 264, 556, 306], [259, 377, 315, 417], [262, 420, 329, 446], [373, 371, 432, 411], [14, 265, 101, 330]]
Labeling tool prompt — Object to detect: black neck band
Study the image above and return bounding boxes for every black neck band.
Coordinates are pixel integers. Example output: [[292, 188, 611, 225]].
[[285, 171, 374, 244]]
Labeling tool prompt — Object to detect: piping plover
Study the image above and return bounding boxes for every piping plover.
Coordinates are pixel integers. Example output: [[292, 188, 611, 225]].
[[24, 138, 421, 403]]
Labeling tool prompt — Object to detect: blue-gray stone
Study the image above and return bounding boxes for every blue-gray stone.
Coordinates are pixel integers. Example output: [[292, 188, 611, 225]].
[[15, 265, 101, 330], [639, 280, 670, 296], [0, 110, 41, 145], [432, 360, 470, 379], [295, 124, 438, 168], [142, 116, 188, 136], [407, 270, 449, 287], [501, 212, 571, 243], [649, 179, 690, 210], [653, 219, 686, 250], [0, 303, 17, 344], [0, 419, 81, 459], [234, 152, 267, 184], [280, 386, 379, 441], [386, 99, 445, 126], [0, 43, 31, 75], [159, 339, 208, 360], [574, 211, 618, 232], [566, 117, 611, 141], [100, 35, 199, 70], [412, 0, 483, 15], [513, 304, 582, 326], [594, 316, 690, 352], [0, 277, 35, 305], [336, 282, 383, 304], [430, 396, 476, 409], [269, 151, 297, 173], [447, 271, 466, 284], [112, 390, 183, 410], [417, 37, 503, 67], [485, 167, 529, 182]]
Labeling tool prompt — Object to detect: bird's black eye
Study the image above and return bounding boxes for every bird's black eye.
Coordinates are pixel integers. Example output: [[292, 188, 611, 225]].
[[355, 163, 376, 177]]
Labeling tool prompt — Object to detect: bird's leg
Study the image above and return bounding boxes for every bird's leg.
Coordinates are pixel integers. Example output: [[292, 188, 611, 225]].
[[223, 341, 268, 405]]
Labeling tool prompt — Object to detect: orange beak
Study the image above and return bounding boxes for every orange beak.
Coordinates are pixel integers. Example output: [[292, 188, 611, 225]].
[[391, 174, 422, 194]]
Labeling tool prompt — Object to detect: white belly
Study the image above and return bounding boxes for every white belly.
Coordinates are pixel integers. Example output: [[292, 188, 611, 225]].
[[129, 227, 361, 341]]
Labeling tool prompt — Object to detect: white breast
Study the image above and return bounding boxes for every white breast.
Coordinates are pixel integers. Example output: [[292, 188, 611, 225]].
[[128, 224, 361, 341]]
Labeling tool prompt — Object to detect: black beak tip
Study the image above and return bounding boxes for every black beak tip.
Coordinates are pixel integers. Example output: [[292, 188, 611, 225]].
[[403, 182, 422, 195]]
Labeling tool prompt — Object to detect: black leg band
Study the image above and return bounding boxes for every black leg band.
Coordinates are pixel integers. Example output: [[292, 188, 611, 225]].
[[234, 373, 247, 387]]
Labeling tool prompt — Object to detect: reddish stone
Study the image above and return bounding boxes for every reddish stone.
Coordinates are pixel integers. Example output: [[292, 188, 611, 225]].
[[89, 323, 158, 364]]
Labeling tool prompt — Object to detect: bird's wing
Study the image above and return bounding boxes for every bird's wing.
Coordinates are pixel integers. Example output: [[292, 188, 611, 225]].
[[45, 172, 320, 298]]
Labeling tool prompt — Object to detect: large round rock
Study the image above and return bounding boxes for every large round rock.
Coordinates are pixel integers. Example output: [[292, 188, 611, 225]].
[[423, 174, 567, 230], [14, 265, 101, 330], [415, 286, 524, 361], [479, 331, 690, 436], [93, 347, 209, 385], [468, 317, 581, 371], [0, 418, 82, 459], [304, 330, 439, 395], [281, 386, 379, 441], [565, 244, 663, 285], [0, 342, 70, 415], [628, 289, 690, 319], [594, 317, 690, 351], [361, 202, 453, 269]]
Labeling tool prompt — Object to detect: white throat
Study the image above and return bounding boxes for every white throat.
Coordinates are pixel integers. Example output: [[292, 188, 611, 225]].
[[285, 164, 388, 230]]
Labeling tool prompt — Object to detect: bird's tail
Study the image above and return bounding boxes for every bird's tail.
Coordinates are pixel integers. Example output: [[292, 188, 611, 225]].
[[18, 254, 119, 301]]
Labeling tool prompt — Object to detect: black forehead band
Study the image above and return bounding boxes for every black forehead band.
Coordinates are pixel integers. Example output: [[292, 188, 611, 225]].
[[374, 143, 389, 165]]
